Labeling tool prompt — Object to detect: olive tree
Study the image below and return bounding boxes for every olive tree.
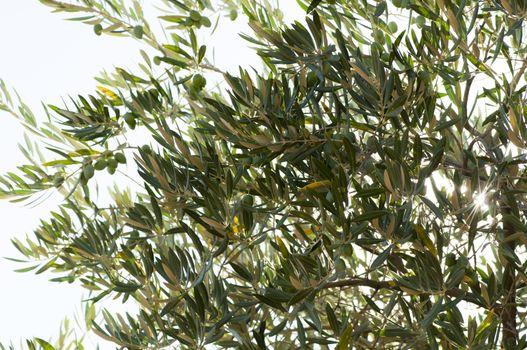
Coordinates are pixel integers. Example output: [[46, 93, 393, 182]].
[[2, 0, 527, 348]]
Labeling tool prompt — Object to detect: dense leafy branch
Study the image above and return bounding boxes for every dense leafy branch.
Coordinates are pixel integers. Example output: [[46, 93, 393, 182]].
[[2, 0, 527, 349]]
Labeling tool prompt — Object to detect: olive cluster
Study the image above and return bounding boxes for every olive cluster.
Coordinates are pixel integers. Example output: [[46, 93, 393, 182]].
[[184, 10, 211, 28], [82, 151, 127, 182]]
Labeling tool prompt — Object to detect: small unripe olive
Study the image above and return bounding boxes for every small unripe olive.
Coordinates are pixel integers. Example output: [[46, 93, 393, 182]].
[[93, 23, 103, 36], [189, 10, 201, 22], [124, 113, 136, 129], [388, 21, 398, 33], [83, 164, 95, 180], [241, 194, 254, 206], [373, 30, 385, 44], [133, 25, 143, 39], [192, 74, 207, 91], [200, 16, 211, 27], [184, 17, 193, 26], [141, 145, 151, 154], [94, 158, 107, 171], [107, 158, 118, 169], [414, 16, 425, 27], [114, 152, 126, 164]]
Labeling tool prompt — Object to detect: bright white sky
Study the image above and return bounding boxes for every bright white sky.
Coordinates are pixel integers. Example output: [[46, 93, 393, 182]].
[[0, 1, 303, 348]]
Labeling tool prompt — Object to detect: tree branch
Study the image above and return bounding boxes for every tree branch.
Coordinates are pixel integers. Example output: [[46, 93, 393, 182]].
[[500, 198, 518, 348], [323, 278, 503, 314], [324, 278, 392, 290]]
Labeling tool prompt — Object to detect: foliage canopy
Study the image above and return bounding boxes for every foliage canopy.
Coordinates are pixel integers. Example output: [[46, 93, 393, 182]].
[[2, 0, 527, 349]]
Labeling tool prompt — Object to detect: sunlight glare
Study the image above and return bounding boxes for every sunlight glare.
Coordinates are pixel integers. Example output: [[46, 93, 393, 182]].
[[474, 191, 489, 211]]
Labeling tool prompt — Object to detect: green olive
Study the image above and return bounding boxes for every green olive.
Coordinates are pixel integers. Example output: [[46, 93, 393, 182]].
[[133, 25, 143, 39], [193, 74, 207, 91], [373, 29, 385, 44], [93, 23, 103, 36], [141, 145, 152, 154], [83, 164, 94, 180], [388, 21, 398, 33], [414, 16, 425, 27], [94, 158, 107, 171], [114, 152, 127, 164], [184, 17, 193, 27], [200, 16, 211, 28], [124, 113, 136, 129], [107, 158, 118, 169], [241, 194, 254, 206], [229, 9, 238, 21], [189, 10, 201, 22]]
